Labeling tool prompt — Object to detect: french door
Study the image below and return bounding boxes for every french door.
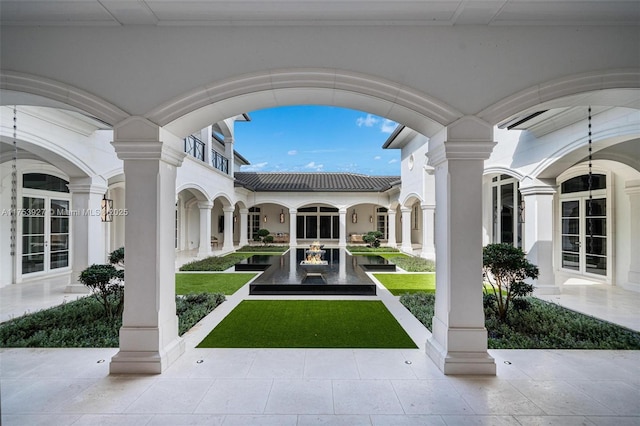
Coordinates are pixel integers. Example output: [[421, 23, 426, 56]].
[[21, 196, 70, 275], [561, 197, 607, 276]]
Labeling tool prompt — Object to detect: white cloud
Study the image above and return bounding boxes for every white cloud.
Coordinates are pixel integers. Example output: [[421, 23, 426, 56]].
[[388, 159, 398, 164], [304, 161, 324, 171], [380, 119, 397, 134], [356, 113, 379, 127], [373, 155, 381, 160], [288, 150, 298, 155], [240, 162, 268, 171]]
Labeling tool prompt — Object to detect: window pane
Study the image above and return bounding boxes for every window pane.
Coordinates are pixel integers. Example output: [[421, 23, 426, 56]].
[[319, 216, 331, 238], [22, 197, 45, 211], [22, 235, 45, 255], [586, 255, 607, 275], [23, 173, 69, 193], [332, 215, 339, 238], [561, 174, 606, 193], [492, 186, 498, 242], [562, 253, 580, 271], [22, 217, 44, 234], [586, 237, 606, 256], [319, 207, 338, 212], [22, 254, 45, 273], [305, 216, 317, 238], [562, 201, 579, 217], [562, 219, 579, 235], [562, 236, 580, 252], [296, 216, 305, 238], [50, 234, 69, 251], [51, 199, 69, 215], [585, 218, 606, 236], [586, 198, 606, 217], [51, 217, 69, 233], [50, 251, 69, 269]]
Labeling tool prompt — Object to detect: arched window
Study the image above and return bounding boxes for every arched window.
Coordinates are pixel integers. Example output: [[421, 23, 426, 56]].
[[23, 173, 69, 193]]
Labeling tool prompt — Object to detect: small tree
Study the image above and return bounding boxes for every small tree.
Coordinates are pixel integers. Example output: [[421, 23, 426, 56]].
[[256, 228, 270, 245], [482, 243, 538, 322], [78, 264, 124, 318], [78, 247, 125, 319], [108, 246, 124, 268], [362, 230, 384, 248]]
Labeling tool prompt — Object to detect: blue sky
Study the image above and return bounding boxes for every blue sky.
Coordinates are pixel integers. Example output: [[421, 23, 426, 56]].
[[233, 106, 400, 176]]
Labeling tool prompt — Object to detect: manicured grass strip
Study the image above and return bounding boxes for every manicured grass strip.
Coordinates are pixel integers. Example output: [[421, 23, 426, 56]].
[[197, 300, 417, 349], [176, 273, 256, 295], [374, 273, 436, 295]]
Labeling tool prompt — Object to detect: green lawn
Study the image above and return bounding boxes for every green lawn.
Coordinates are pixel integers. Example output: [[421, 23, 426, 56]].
[[374, 273, 436, 295], [197, 300, 417, 348], [176, 273, 256, 295]]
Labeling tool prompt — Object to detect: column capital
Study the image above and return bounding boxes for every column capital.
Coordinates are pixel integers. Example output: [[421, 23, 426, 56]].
[[67, 182, 108, 195], [387, 209, 396, 216], [421, 203, 436, 210], [519, 185, 557, 196], [625, 179, 640, 195], [197, 201, 213, 209], [111, 140, 186, 167], [428, 140, 496, 167], [289, 208, 298, 214], [400, 207, 412, 214], [239, 208, 249, 214], [223, 206, 235, 213]]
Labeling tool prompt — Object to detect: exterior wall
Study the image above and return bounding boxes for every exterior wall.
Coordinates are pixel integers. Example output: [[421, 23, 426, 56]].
[[0, 107, 122, 288]]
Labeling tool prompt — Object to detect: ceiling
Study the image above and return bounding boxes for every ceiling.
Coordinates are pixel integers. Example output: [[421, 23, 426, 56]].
[[1, 1, 638, 26]]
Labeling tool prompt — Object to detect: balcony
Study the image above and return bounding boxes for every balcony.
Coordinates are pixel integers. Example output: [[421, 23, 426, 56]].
[[211, 149, 229, 174], [184, 135, 205, 162]]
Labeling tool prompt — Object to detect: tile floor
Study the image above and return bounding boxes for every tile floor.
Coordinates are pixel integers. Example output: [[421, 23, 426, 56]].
[[1, 266, 639, 425]]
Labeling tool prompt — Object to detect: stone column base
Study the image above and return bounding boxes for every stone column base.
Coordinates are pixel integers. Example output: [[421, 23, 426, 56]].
[[110, 336, 185, 374], [426, 337, 496, 375]]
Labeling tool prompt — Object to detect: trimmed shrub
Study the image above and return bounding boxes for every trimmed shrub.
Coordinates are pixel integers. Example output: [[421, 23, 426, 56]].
[[179, 253, 251, 271]]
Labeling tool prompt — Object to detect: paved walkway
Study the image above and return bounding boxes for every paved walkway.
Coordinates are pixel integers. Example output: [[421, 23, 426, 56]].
[[1, 267, 639, 425]]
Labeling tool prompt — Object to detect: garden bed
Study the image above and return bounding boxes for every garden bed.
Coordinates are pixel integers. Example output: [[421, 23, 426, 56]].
[[400, 292, 640, 349]]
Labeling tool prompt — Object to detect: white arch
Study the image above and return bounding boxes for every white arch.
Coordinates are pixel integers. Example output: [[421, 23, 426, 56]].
[[401, 192, 423, 207], [0, 126, 94, 178], [0, 71, 129, 126], [478, 69, 640, 125], [483, 167, 526, 181], [176, 183, 211, 201], [148, 68, 463, 139]]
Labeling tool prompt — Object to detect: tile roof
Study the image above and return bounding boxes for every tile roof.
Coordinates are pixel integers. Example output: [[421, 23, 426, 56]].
[[234, 172, 400, 192]]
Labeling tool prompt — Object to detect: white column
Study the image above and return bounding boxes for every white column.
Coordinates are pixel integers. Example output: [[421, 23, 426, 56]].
[[626, 180, 640, 286], [520, 183, 557, 294], [420, 204, 436, 260], [338, 208, 347, 247], [66, 178, 108, 293], [400, 207, 412, 253], [239, 208, 249, 247], [289, 209, 297, 246], [197, 201, 213, 258], [224, 136, 234, 176], [425, 116, 496, 375], [223, 207, 234, 252], [110, 117, 186, 374], [387, 210, 397, 247]]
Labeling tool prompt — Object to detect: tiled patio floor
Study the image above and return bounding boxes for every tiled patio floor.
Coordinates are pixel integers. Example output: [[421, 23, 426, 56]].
[[1, 264, 639, 425]]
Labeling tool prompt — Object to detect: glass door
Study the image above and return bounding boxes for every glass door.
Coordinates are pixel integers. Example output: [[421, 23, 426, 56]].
[[21, 196, 70, 275], [561, 197, 607, 276]]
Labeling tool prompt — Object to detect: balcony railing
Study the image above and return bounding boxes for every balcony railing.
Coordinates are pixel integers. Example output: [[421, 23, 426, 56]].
[[211, 149, 229, 174], [184, 135, 205, 162]]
